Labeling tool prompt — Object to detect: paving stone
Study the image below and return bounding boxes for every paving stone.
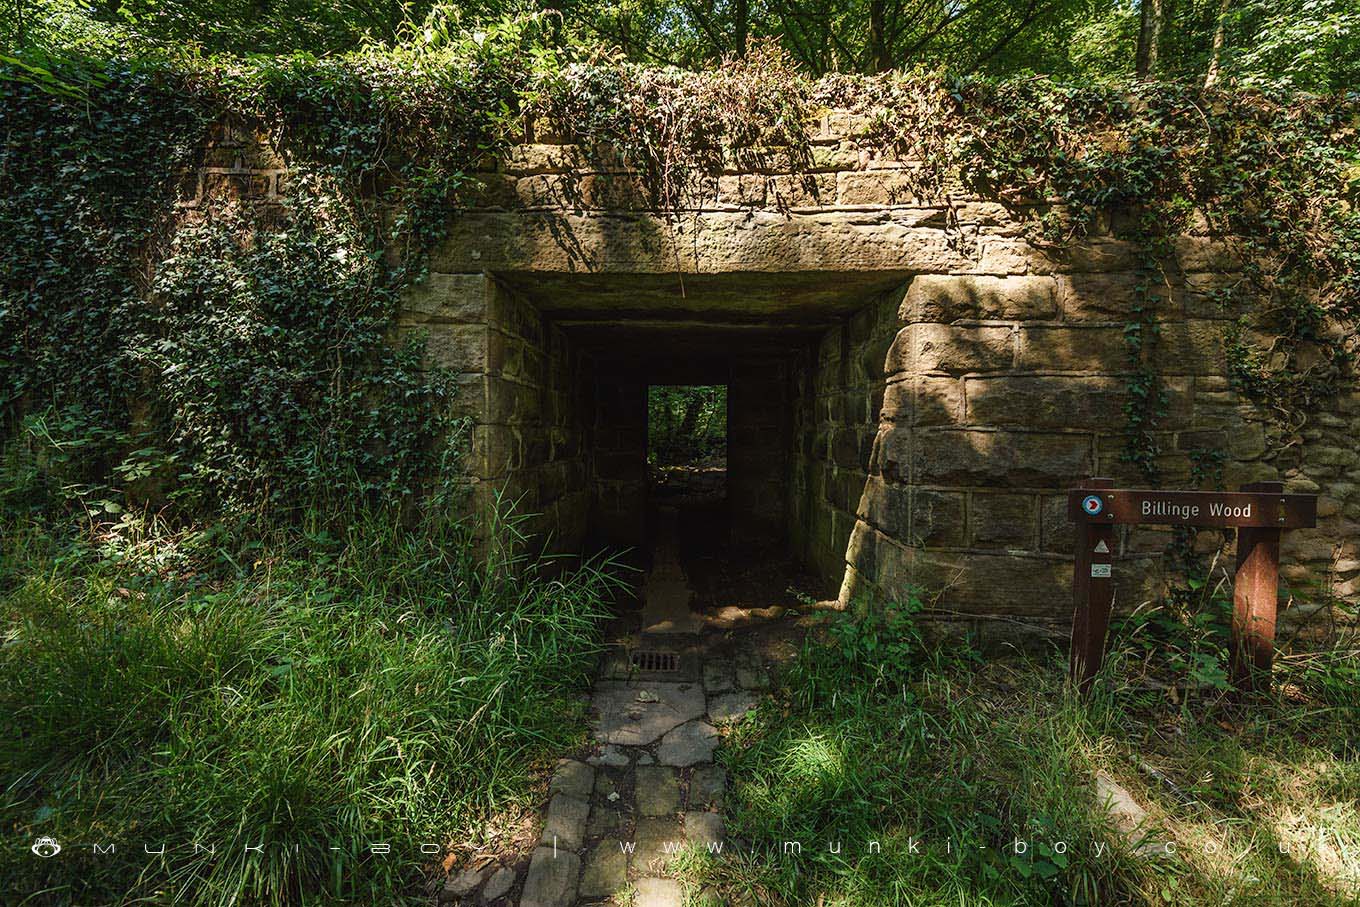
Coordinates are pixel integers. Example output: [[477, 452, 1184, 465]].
[[578, 839, 628, 899], [633, 817, 684, 869], [702, 661, 735, 693], [598, 648, 634, 679], [684, 811, 725, 845], [657, 720, 718, 767], [640, 574, 703, 634], [519, 847, 579, 907], [443, 865, 490, 898], [549, 760, 595, 800], [587, 803, 630, 837], [735, 663, 770, 691], [634, 876, 684, 907], [707, 690, 758, 721], [540, 793, 590, 850], [481, 866, 515, 902], [688, 765, 726, 809], [592, 681, 706, 745], [1095, 770, 1169, 857], [635, 765, 680, 815], [593, 770, 619, 800], [586, 744, 631, 767]]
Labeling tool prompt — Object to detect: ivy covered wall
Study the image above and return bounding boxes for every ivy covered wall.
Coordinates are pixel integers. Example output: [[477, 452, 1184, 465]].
[[3, 51, 1357, 623]]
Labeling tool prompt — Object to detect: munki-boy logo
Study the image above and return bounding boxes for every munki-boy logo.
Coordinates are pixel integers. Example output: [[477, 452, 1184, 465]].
[[31, 837, 61, 858]]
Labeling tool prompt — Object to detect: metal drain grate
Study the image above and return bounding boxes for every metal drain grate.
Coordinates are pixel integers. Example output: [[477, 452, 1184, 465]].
[[629, 649, 680, 672]]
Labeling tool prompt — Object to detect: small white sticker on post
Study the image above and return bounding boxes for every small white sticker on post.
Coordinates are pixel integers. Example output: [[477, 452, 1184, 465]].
[[1091, 564, 1112, 578]]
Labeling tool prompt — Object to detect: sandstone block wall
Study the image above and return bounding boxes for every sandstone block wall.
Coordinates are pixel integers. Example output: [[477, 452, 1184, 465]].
[[483, 280, 591, 552], [588, 374, 647, 550], [193, 110, 1359, 629], [789, 291, 898, 590], [399, 273, 590, 552], [729, 359, 796, 549]]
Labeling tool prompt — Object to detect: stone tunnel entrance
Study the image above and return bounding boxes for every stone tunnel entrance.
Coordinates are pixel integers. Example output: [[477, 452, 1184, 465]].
[[484, 269, 912, 613], [402, 131, 1352, 643], [412, 215, 1330, 639]]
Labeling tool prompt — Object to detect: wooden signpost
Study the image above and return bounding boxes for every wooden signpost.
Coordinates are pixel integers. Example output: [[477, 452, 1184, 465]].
[[1067, 478, 1318, 694]]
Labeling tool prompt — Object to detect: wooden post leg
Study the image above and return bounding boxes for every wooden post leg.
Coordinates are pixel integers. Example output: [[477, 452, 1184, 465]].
[[1071, 478, 1116, 694], [1232, 524, 1281, 693], [1231, 481, 1283, 694], [1071, 520, 1092, 681]]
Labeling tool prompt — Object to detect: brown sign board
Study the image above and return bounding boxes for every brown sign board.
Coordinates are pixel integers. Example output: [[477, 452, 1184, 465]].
[[1066, 479, 1319, 697], [1068, 488, 1317, 529]]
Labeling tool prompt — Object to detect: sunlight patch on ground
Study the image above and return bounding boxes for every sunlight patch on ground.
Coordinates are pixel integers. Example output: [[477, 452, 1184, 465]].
[[775, 733, 848, 789], [1274, 805, 1360, 898]]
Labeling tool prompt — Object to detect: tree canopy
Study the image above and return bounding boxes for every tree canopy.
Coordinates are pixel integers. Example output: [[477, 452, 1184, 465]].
[[6, 0, 1359, 91]]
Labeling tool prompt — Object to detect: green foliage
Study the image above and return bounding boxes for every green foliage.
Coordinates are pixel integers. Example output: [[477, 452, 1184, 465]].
[[694, 601, 1360, 906], [0, 62, 214, 434], [137, 200, 455, 508], [647, 385, 726, 467], [703, 605, 1126, 906], [0, 46, 532, 516], [1113, 573, 1238, 699], [9, 0, 1357, 91], [0, 503, 622, 905], [949, 78, 1359, 465], [1227, 0, 1360, 92], [786, 591, 951, 703]]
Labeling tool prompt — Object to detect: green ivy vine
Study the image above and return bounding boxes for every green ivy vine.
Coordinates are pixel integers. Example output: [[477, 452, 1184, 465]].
[[4, 43, 1357, 524], [1, 46, 529, 518], [943, 79, 1360, 473], [532, 63, 1358, 479]]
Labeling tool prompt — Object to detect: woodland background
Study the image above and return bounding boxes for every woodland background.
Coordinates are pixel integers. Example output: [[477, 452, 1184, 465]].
[[5, 0, 1358, 91], [2, 2, 1358, 906]]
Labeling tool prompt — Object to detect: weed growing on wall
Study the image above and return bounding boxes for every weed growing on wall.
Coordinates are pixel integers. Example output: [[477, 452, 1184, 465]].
[[535, 45, 814, 212], [537, 62, 1359, 474], [1, 42, 535, 517], [4, 45, 1358, 515]]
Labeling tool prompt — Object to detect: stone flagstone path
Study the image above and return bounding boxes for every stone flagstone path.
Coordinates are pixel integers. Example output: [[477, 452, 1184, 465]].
[[442, 508, 769, 907]]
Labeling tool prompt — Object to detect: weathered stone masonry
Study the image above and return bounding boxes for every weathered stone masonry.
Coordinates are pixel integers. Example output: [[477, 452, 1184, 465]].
[[187, 113, 1360, 635]]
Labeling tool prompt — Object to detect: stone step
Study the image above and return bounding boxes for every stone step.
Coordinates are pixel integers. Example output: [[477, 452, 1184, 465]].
[[634, 877, 683, 907], [519, 847, 579, 907]]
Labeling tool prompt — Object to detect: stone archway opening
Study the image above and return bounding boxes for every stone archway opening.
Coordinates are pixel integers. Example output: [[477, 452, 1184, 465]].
[[565, 318, 827, 625], [484, 269, 911, 621]]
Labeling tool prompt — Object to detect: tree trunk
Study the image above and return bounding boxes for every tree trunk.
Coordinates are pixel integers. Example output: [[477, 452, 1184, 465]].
[[868, 0, 892, 72], [11, 0, 26, 48], [1204, 0, 1231, 87], [734, 0, 749, 58], [678, 394, 704, 443], [1135, 0, 1164, 77]]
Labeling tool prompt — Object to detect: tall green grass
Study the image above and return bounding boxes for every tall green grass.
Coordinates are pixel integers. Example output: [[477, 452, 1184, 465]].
[[1, 503, 622, 905], [690, 595, 1359, 907]]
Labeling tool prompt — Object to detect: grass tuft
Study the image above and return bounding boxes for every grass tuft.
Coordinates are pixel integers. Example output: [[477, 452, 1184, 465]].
[[1, 502, 622, 905], [690, 592, 1360, 907]]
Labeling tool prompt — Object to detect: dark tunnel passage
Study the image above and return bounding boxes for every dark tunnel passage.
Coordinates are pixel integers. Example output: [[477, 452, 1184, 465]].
[[574, 325, 827, 618], [485, 270, 910, 620]]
